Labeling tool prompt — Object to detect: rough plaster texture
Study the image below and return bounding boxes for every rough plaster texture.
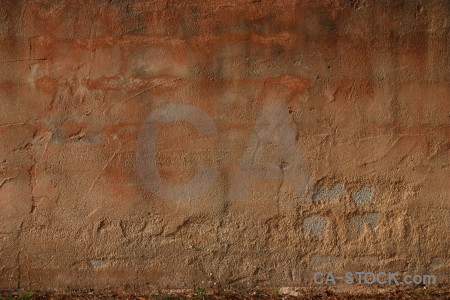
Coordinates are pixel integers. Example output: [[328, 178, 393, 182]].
[[0, 0, 449, 292]]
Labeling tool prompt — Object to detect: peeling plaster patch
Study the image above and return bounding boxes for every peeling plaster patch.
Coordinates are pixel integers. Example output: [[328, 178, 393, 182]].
[[324, 87, 338, 102], [352, 187, 373, 206], [429, 257, 442, 268], [312, 183, 345, 201], [0, 177, 14, 188], [351, 213, 378, 230], [90, 260, 106, 267], [302, 215, 327, 236]]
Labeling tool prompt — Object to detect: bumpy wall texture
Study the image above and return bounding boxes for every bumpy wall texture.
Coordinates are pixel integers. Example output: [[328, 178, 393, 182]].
[[0, 0, 449, 291]]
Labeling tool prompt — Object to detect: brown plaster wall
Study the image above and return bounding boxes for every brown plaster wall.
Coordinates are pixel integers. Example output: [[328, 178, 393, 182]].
[[0, 0, 448, 291]]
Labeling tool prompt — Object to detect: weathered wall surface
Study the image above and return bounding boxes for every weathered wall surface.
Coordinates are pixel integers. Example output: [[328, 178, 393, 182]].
[[0, 0, 449, 291]]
